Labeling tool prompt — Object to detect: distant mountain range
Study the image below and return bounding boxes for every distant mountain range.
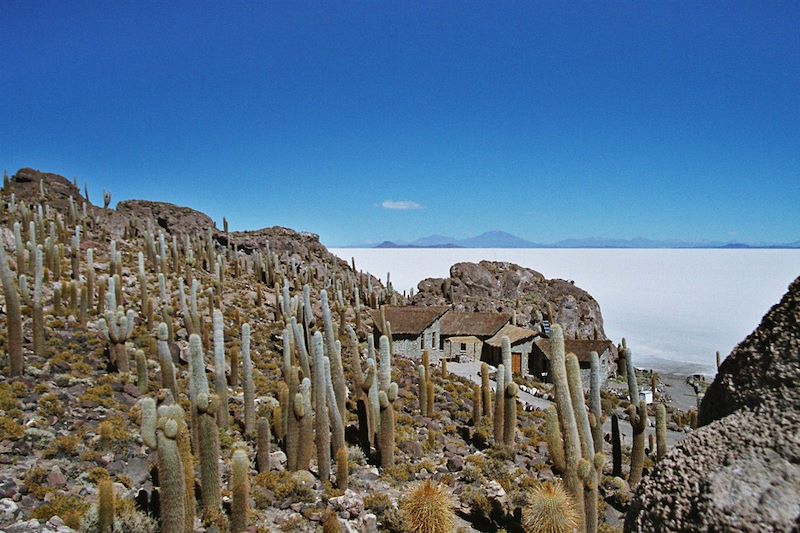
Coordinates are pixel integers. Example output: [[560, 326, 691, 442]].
[[342, 231, 800, 249]]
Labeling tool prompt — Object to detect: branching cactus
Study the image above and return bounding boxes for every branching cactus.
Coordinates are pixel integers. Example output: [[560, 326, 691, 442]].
[[0, 243, 23, 376], [98, 281, 135, 373], [141, 399, 189, 533], [549, 324, 586, 529], [625, 343, 647, 486], [189, 334, 222, 516]]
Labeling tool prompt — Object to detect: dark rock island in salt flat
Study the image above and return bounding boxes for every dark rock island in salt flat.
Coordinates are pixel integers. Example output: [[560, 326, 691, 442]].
[[625, 275, 800, 532]]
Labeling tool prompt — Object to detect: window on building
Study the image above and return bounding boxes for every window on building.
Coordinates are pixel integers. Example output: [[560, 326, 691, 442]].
[[461, 343, 467, 351]]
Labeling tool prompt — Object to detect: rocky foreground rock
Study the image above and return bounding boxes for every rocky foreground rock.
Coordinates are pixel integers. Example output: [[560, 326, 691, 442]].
[[413, 260, 606, 340], [625, 275, 800, 532]]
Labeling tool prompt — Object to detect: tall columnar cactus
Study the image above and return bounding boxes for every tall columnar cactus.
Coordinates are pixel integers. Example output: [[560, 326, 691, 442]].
[[212, 309, 229, 429], [500, 337, 517, 446], [418, 365, 428, 417], [618, 338, 628, 379], [136, 349, 148, 394], [566, 353, 601, 533], [378, 335, 392, 393], [321, 290, 347, 424], [548, 324, 585, 528], [86, 248, 95, 304], [242, 323, 255, 437], [189, 334, 221, 516], [378, 387, 396, 469], [286, 367, 301, 471], [545, 406, 566, 473], [336, 446, 349, 490], [481, 362, 492, 417], [297, 378, 314, 471], [325, 356, 346, 460], [98, 477, 114, 533], [625, 343, 647, 487], [588, 351, 603, 453], [32, 246, 45, 356], [312, 331, 331, 482], [231, 446, 249, 533], [291, 316, 311, 380], [157, 323, 179, 400], [493, 364, 505, 444], [605, 417, 619, 483], [142, 401, 188, 533], [472, 384, 482, 425], [256, 417, 271, 473], [0, 243, 23, 376], [655, 403, 667, 461]]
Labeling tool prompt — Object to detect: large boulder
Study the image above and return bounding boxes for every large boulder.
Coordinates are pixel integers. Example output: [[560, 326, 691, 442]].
[[413, 260, 606, 340], [625, 275, 800, 532]]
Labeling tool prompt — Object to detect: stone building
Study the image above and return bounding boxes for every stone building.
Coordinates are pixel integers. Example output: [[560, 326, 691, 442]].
[[483, 323, 540, 375], [439, 311, 511, 362], [370, 306, 449, 360]]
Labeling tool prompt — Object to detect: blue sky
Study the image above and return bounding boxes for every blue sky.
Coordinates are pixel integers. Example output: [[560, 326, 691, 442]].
[[2, 1, 798, 246]]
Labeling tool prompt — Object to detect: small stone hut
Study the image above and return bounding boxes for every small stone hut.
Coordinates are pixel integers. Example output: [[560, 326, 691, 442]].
[[439, 311, 511, 362], [530, 338, 615, 388], [483, 324, 540, 376]]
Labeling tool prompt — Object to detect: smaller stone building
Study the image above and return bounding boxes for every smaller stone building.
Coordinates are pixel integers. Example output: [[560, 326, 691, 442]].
[[483, 324, 540, 376], [370, 306, 449, 360], [439, 311, 511, 362], [529, 338, 615, 388]]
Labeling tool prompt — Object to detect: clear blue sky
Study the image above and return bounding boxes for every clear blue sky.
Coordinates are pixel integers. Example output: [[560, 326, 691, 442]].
[[2, 1, 798, 246]]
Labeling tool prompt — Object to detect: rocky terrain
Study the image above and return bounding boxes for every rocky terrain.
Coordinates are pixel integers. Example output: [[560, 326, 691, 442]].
[[625, 276, 800, 532], [412, 261, 606, 341], [0, 168, 700, 533]]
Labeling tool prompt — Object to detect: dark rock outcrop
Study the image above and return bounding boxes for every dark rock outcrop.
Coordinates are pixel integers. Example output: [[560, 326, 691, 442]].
[[116, 200, 216, 236], [625, 275, 800, 532], [412, 260, 606, 340]]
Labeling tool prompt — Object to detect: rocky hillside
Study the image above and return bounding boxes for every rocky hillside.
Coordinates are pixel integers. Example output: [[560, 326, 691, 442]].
[[413, 260, 606, 340], [625, 275, 800, 532], [0, 167, 669, 533]]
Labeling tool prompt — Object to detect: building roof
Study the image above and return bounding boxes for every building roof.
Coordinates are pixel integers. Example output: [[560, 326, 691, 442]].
[[370, 306, 449, 336], [485, 324, 539, 347], [444, 335, 482, 344], [439, 311, 512, 337], [534, 338, 615, 362]]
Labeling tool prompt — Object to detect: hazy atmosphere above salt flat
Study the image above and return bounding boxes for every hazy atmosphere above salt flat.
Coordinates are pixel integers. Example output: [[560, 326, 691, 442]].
[[2, 3, 799, 533]]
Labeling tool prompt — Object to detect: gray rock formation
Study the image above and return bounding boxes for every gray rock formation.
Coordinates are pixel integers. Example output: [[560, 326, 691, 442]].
[[412, 260, 606, 340], [625, 275, 800, 532]]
